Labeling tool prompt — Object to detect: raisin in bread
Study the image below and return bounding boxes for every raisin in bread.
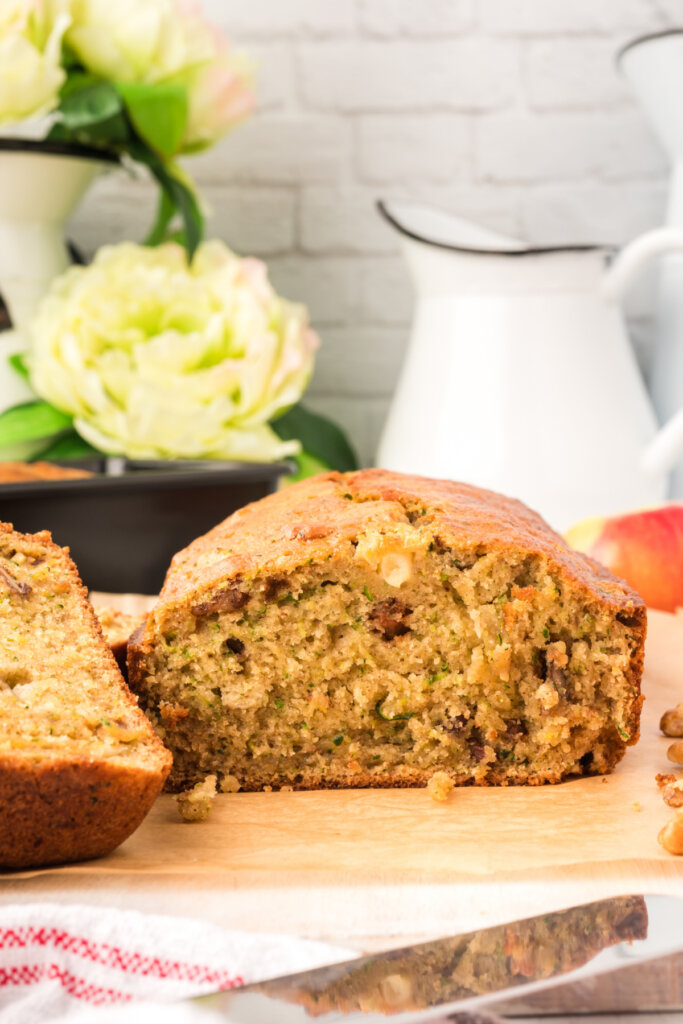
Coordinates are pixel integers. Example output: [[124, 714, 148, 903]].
[[128, 470, 645, 792], [0, 524, 171, 868]]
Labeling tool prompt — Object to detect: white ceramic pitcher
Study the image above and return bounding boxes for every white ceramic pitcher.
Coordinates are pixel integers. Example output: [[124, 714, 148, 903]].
[[619, 29, 683, 499], [376, 200, 683, 530]]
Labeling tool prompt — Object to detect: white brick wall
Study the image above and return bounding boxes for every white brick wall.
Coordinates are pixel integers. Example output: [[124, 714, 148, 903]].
[[71, 0, 679, 465]]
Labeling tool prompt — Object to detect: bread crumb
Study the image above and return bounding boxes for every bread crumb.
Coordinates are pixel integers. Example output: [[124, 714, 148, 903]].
[[220, 774, 241, 793], [427, 771, 454, 802], [632, 801, 642, 812], [263, 785, 273, 792], [601, 778, 609, 784], [656, 772, 683, 808], [280, 784, 293, 791], [176, 775, 217, 822]]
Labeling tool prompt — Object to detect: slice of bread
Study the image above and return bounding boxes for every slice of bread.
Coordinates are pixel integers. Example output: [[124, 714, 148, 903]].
[[0, 524, 171, 869], [129, 470, 646, 792]]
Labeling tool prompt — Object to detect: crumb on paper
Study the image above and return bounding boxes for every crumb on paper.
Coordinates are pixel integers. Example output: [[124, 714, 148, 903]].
[[632, 801, 642, 812], [263, 785, 273, 792], [176, 774, 217, 823], [427, 771, 454, 803], [656, 772, 683, 808], [658, 810, 683, 856], [601, 777, 608, 784], [220, 774, 241, 794], [280, 784, 293, 792]]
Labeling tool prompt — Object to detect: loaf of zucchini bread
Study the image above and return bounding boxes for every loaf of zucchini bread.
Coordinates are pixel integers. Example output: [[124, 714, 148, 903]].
[[0, 524, 171, 869], [128, 470, 646, 791]]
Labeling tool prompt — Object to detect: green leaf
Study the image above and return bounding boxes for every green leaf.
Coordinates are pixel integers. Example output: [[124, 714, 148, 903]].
[[273, 404, 359, 473], [59, 71, 98, 101], [117, 81, 188, 159], [59, 78, 123, 130], [284, 450, 329, 484], [129, 140, 204, 258], [0, 402, 72, 447], [48, 113, 130, 148], [85, 112, 131, 145], [161, 167, 203, 258], [33, 430, 99, 461], [145, 186, 177, 247], [8, 353, 29, 381]]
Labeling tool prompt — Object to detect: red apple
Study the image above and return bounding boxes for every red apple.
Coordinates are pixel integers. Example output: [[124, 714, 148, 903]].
[[565, 504, 683, 612]]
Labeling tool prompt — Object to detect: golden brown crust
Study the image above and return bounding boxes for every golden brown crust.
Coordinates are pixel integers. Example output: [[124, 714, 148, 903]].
[[0, 755, 165, 870], [149, 470, 647, 616], [130, 470, 646, 788], [0, 522, 171, 869], [0, 461, 92, 483], [227, 758, 620, 792]]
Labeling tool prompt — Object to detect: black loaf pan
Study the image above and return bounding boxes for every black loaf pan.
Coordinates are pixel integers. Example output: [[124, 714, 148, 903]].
[[0, 459, 291, 594]]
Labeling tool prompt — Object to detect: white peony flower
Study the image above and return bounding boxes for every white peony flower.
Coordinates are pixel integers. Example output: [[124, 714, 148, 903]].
[[29, 241, 319, 462], [0, 0, 69, 124]]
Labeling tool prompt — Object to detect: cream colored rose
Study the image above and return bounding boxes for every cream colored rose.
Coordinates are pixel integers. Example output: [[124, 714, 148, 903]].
[[66, 0, 178, 82], [66, 0, 254, 150], [177, 48, 254, 152], [0, 0, 68, 124], [29, 241, 319, 462]]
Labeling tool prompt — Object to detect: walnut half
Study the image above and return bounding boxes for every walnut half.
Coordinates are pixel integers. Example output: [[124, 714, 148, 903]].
[[656, 773, 683, 808], [658, 811, 683, 855], [660, 703, 683, 738], [667, 741, 683, 766]]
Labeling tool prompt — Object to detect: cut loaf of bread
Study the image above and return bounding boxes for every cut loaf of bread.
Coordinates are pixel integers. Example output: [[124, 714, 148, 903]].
[[0, 524, 171, 869], [129, 470, 646, 791]]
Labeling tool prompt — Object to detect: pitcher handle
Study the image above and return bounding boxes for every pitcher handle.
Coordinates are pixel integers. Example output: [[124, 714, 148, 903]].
[[642, 407, 683, 478], [601, 227, 683, 302], [602, 227, 683, 477]]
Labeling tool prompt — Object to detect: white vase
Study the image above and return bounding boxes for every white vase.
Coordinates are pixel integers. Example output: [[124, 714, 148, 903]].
[[0, 140, 115, 418]]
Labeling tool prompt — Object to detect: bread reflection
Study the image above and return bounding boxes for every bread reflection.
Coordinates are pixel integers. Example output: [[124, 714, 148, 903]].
[[265, 895, 647, 1017]]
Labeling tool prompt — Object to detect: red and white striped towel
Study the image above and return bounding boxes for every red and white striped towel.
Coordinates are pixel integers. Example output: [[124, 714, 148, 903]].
[[0, 903, 355, 1023]]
